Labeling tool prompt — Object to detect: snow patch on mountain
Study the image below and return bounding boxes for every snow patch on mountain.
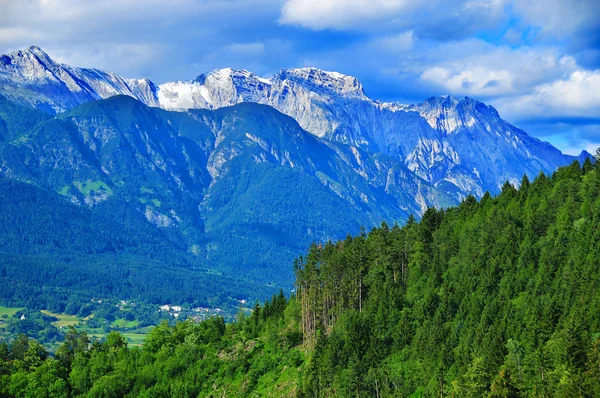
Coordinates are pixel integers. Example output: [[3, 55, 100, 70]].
[[158, 81, 212, 110]]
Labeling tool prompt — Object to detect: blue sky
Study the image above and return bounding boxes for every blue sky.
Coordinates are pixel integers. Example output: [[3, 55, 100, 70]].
[[1, 0, 599, 154]]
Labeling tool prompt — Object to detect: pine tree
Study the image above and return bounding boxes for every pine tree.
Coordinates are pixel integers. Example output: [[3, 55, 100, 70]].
[[584, 336, 600, 395], [457, 356, 489, 398], [489, 368, 519, 398]]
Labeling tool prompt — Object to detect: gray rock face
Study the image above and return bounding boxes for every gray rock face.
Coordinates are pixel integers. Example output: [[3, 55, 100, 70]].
[[0, 46, 588, 200], [404, 96, 570, 194]]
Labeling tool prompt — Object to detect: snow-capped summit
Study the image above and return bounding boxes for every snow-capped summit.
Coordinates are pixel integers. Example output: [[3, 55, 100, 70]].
[[156, 67, 366, 112], [196, 67, 271, 87], [158, 68, 272, 111], [154, 66, 371, 138]]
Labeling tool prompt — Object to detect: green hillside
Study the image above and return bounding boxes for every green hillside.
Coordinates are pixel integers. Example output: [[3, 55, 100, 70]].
[[0, 95, 50, 142], [1, 158, 599, 397]]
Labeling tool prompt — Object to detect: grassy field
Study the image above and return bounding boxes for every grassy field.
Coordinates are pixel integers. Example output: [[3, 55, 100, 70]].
[[58, 185, 70, 196], [3, 306, 150, 347], [0, 306, 25, 329], [75, 180, 112, 195], [121, 332, 147, 346], [111, 319, 139, 328], [0, 306, 24, 317], [40, 310, 149, 345], [83, 326, 152, 347], [41, 310, 80, 327]]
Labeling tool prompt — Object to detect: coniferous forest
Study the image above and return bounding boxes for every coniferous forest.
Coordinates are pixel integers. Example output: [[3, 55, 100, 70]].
[[1, 158, 600, 397]]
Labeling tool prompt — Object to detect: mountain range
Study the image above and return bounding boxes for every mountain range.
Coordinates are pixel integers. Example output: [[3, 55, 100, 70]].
[[0, 46, 591, 306], [1, 47, 590, 196]]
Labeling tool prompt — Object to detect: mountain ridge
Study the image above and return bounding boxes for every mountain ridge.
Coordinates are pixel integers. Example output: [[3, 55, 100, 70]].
[[0, 46, 588, 199]]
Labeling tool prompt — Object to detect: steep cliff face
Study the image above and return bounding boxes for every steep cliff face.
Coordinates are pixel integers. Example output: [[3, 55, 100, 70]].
[[404, 96, 571, 193]]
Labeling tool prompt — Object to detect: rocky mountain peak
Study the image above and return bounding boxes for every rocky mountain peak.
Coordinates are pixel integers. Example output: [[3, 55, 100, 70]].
[[26, 45, 46, 55], [2, 46, 56, 76], [273, 67, 366, 99]]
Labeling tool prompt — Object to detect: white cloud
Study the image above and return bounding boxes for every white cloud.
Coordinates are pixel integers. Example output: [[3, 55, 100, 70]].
[[513, 0, 600, 38], [188, 39, 295, 79], [197, 42, 267, 72], [0, 0, 283, 82], [421, 66, 514, 96], [372, 31, 414, 52], [419, 56, 556, 97], [0, 27, 44, 43], [562, 142, 600, 156], [279, 0, 507, 35], [278, 0, 598, 43], [495, 70, 600, 120], [280, 0, 411, 30], [224, 43, 266, 57], [50, 44, 162, 76], [413, 41, 579, 98]]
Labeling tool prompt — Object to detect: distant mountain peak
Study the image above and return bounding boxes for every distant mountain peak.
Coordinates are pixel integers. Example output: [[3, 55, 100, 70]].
[[0, 46, 165, 112], [576, 150, 594, 163], [421, 95, 482, 107], [198, 68, 263, 81], [193, 66, 367, 100], [281, 67, 354, 81], [156, 67, 273, 111], [13, 45, 55, 65], [1, 45, 71, 90]]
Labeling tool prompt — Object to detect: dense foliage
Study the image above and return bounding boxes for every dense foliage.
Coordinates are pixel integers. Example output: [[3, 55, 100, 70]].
[[1, 158, 599, 397], [296, 158, 600, 397], [0, 292, 303, 397]]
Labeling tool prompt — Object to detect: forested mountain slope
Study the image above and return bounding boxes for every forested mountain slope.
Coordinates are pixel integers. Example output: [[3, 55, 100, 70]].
[[0, 177, 271, 312], [0, 47, 593, 303], [0, 95, 451, 292], [296, 157, 600, 397], [2, 157, 599, 397]]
